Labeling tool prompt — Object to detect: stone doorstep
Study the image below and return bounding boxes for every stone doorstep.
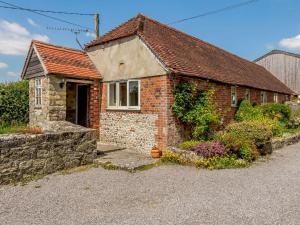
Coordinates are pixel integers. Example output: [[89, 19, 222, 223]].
[[94, 147, 159, 171]]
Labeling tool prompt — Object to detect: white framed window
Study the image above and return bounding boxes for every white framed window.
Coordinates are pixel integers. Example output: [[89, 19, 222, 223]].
[[107, 80, 140, 110], [231, 86, 237, 107], [245, 89, 250, 101], [35, 77, 42, 107], [273, 93, 278, 103], [261, 91, 267, 104]]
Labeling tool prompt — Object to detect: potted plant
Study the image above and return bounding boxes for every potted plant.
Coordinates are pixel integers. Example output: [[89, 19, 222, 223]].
[[151, 146, 162, 158]]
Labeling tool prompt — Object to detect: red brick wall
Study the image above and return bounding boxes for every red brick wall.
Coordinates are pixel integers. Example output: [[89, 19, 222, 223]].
[[98, 74, 290, 150], [89, 80, 100, 134], [99, 75, 169, 151], [167, 75, 289, 146]]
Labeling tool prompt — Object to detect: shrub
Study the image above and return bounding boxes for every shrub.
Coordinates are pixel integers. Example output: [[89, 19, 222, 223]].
[[193, 155, 249, 169], [224, 121, 272, 145], [191, 141, 226, 158], [260, 103, 292, 124], [173, 82, 220, 140], [215, 131, 259, 161], [161, 151, 183, 164], [235, 100, 263, 122], [0, 81, 29, 127], [179, 140, 201, 150], [235, 100, 292, 137]]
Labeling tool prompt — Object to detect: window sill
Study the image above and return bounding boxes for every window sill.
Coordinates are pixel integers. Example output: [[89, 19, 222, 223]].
[[34, 106, 42, 109], [106, 107, 141, 112]]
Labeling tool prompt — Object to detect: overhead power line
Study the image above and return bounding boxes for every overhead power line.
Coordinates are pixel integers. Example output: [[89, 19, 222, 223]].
[[0, 4, 94, 15], [0, 0, 94, 31], [168, 0, 259, 25]]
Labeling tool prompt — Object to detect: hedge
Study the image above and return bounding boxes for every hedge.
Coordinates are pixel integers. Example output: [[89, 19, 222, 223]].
[[0, 80, 29, 127]]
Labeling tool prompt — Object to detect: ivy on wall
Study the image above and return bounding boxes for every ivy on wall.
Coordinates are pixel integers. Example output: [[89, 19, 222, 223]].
[[172, 81, 220, 140], [0, 80, 29, 127]]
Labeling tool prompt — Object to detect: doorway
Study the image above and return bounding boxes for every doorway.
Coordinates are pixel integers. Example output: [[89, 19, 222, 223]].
[[76, 84, 89, 127]]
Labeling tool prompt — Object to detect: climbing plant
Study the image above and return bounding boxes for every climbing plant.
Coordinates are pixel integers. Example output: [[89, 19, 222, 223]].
[[172, 81, 220, 140]]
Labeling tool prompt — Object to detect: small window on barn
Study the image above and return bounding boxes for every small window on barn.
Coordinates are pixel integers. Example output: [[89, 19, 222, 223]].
[[35, 77, 42, 107], [107, 80, 140, 110], [108, 83, 117, 107], [129, 80, 139, 107], [245, 89, 250, 101], [231, 86, 237, 107], [261, 91, 267, 104], [273, 93, 278, 103]]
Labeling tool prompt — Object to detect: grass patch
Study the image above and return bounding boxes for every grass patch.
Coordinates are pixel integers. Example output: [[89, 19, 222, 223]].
[[0, 125, 42, 135], [60, 164, 98, 175]]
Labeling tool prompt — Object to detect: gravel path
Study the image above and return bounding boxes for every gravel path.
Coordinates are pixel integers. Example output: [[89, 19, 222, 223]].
[[0, 143, 300, 225]]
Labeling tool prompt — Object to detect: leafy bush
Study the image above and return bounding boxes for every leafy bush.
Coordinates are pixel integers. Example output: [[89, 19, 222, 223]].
[[193, 155, 249, 169], [235, 100, 263, 122], [260, 103, 292, 124], [191, 141, 226, 158], [161, 151, 183, 164], [173, 82, 220, 140], [161, 150, 249, 169], [179, 140, 201, 150], [224, 121, 272, 145], [0, 125, 42, 134], [235, 100, 291, 136], [0, 81, 29, 127]]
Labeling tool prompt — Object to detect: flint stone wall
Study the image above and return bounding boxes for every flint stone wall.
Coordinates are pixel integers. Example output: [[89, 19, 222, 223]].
[[100, 112, 157, 154], [0, 121, 97, 185]]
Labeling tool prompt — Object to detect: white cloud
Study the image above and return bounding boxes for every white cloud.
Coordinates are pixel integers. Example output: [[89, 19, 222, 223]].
[[86, 31, 96, 38], [279, 34, 300, 50], [0, 62, 8, 69], [27, 18, 38, 27], [0, 20, 49, 55], [6, 71, 18, 77]]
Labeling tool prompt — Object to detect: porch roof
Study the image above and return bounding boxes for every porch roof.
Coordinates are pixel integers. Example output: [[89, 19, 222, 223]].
[[23, 40, 101, 80]]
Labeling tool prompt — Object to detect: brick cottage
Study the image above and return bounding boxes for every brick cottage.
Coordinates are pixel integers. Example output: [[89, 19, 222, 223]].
[[21, 14, 293, 154]]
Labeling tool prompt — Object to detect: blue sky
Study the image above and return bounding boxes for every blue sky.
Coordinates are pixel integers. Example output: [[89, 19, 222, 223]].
[[0, 0, 299, 82]]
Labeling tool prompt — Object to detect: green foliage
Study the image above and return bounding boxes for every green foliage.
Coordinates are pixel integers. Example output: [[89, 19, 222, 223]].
[[161, 151, 249, 169], [0, 81, 29, 127], [235, 100, 263, 122], [224, 121, 272, 145], [160, 151, 184, 164], [179, 140, 201, 150], [235, 100, 287, 136], [172, 82, 220, 140], [260, 103, 292, 124]]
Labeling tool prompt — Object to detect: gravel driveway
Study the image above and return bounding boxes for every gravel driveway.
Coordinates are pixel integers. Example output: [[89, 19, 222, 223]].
[[1, 143, 300, 225]]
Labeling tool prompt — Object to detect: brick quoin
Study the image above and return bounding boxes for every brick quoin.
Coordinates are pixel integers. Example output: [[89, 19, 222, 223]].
[[89, 80, 100, 136]]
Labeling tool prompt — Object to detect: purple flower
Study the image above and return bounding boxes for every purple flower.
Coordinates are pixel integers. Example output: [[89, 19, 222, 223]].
[[191, 141, 226, 158]]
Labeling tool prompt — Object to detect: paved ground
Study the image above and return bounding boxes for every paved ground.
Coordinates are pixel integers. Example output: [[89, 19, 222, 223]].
[[95, 143, 158, 170], [0, 144, 300, 225]]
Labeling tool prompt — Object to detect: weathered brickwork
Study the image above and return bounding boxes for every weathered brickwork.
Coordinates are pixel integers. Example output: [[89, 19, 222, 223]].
[[89, 81, 100, 132], [0, 122, 97, 185], [99, 74, 290, 151], [167, 75, 290, 146], [99, 75, 169, 152]]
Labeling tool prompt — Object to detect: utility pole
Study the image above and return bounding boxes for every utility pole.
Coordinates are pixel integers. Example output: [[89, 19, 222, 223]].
[[95, 13, 100, 38]]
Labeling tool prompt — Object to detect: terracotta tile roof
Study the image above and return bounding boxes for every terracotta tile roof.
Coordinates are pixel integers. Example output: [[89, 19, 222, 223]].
[[86, 14, 293, 94], [32, 40, 101, 80]]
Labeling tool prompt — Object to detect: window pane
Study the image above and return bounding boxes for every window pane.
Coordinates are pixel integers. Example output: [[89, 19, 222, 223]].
[[231, 87, 237, 106], [119, 82, 127, 106], [129, 81, 139, 106], [109, 83, 116, 106]]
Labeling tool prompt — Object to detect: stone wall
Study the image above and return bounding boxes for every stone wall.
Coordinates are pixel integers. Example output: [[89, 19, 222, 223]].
[[29, 76, 49, 125], [0, 121, 97, 185], [100, 112, 157, 154]]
